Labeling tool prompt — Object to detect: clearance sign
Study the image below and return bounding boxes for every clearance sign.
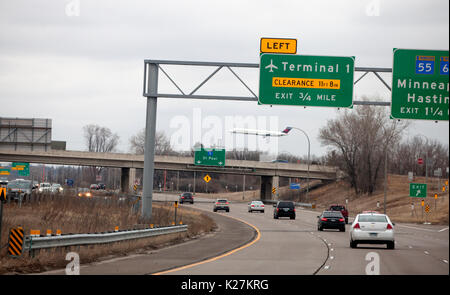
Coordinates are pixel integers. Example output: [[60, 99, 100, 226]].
[[259, 54, 355, 108], [260, 38, 297, 54]]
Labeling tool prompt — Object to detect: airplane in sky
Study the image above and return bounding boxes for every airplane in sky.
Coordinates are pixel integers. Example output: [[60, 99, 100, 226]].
[[229, 127, 292, 138], [265, 59, 278, 72]]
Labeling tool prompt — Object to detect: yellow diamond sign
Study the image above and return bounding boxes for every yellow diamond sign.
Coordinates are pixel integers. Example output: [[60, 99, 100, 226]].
[[203, 175, 211, 183]]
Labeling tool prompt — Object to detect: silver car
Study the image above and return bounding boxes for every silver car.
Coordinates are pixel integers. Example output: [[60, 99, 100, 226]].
[[350, 212, 395, 249], [248, 201, 265, 213], [213, 199, 230, 212]]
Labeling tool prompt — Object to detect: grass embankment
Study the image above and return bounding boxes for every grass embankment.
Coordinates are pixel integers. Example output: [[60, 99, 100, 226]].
[[0, 192, 216, 274], [306, 174, 449, 225]]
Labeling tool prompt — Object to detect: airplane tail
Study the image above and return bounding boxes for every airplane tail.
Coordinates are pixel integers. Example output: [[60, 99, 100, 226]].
[[282, 127, 292, 134]]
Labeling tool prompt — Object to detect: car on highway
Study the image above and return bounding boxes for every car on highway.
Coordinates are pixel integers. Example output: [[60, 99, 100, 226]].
[[179, 192, 194, 204], [317, 211, 346, 232], [329, 204, 349, 224], [97, 183, 106, 190], [248, 200, 265, 213], [213, 199, 230, 212], [38, 182, 52, 193], [77, 188, 92, 198], [7, 179, 33, 202], [90, 184, 99, 190], [350, 212, 395, 249], [273, 201, 296, 220], [51, 183, 63, 193]]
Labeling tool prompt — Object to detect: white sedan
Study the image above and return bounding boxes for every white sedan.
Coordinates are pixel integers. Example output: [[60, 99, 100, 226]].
[[248, 201, 265, 213], [51, 183, 63, 193], [350, 213, 395, 249]]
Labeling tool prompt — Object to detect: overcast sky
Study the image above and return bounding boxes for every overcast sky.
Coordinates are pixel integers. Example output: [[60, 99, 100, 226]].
[[0, 0, 448, 159]]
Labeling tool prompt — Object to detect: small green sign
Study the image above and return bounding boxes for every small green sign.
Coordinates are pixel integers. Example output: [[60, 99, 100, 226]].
[[0, 168, 11, 175], [259, 53, 355, 108], [391, 49, 449, 121], [410, 183, 427, 198], [194, 148, 225, 167], [12, 162, 30, 177]]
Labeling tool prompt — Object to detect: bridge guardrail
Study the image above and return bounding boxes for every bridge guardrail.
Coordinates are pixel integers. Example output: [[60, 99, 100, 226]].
[[262, 199, 314, 208], [24, 225, 188, 251]]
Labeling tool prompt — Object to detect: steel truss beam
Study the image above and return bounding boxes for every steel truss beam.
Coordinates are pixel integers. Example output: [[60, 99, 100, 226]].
[[143, 59, 392, 106]]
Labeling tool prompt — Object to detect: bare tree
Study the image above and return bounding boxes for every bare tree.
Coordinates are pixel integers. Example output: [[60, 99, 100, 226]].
[[83, 124, 119, 153], [319, 100, 409, 195], [392, 136, 449, 177], [83, 124, 120, 182], [129, 129, 174, 155]]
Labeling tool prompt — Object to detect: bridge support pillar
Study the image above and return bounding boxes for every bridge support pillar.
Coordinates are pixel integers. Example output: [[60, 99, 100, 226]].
[[121, 168, 136, 194], [260, 175, 279, 201]]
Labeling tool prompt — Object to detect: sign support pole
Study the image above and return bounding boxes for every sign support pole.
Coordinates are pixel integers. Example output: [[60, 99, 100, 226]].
[[193, 171, 196, 195], [243, 174, 246, 200], [142, 63, 158, 221]]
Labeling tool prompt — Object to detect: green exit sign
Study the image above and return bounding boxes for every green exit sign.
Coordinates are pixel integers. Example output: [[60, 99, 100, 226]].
[[0, 168, 11, 175], [259, 54, 355, 108], [194, 149, 225, 167], [12, 162, 30, 177], [391, 48, 449, 121], [410, 183, 427, 198]]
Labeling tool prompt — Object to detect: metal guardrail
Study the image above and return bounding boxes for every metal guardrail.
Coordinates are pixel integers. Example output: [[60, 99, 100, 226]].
[[24, 225, 188, 251], [262, 199, 314, 208]]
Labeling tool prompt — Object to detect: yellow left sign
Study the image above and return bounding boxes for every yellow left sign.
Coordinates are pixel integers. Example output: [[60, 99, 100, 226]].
[[260, 38, 297, 54]]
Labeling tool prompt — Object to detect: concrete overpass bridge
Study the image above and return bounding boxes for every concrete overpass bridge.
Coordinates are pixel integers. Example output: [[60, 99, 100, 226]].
[[0, 150, 339, 200]]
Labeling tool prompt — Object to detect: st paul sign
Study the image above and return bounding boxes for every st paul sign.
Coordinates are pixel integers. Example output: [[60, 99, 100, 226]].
[[194, 148, 225, 167], [391, 49, 449, 121], [259, 54, 355, 108]]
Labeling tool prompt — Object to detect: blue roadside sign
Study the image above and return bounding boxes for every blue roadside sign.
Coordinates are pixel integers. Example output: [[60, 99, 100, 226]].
[[290, 183, 301, 189]]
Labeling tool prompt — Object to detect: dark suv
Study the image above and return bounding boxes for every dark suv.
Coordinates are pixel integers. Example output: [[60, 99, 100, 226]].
[[179, 192, 194, 204], [329, 204, 349, 224], [273, 201, 296, 220]]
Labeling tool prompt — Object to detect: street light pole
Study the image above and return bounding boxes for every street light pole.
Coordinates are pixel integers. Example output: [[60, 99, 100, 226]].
[[290, 127, 311, 203], [383, 142, 388, 215]]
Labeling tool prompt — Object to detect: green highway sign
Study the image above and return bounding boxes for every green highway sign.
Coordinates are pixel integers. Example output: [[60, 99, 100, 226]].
[[410, 183, 427, 198], [391, 49, 449, 121], [259, 54, 355, 108], [12, 162, 30, 177], [0, 168, 10, 175], [194, 148, 225, 167]]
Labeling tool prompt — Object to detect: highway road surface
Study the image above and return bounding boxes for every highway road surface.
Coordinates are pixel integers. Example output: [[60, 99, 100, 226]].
[[40, 194, 449, 275]]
